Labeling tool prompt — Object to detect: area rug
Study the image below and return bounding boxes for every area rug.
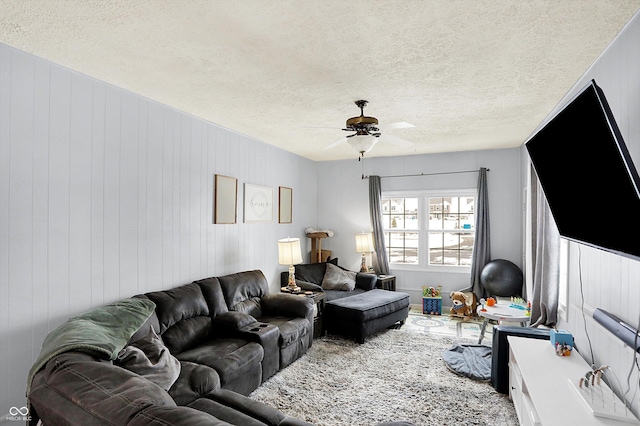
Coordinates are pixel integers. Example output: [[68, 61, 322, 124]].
[[404, 310, 491, 342], [249, 329, 516, 426]]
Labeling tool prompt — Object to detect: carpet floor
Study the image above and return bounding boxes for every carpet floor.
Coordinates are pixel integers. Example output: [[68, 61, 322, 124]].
[[249, 328, 516, 426]]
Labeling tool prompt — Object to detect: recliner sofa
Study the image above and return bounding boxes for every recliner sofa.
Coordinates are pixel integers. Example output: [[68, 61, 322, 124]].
[[27, 269, 314, 425]]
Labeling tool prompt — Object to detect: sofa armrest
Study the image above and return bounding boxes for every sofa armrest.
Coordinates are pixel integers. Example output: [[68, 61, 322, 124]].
[[29, 352, 176, 426], [356, 273, 377, 291], [211, 311, 257, 332], [262, 293, 314, 318]]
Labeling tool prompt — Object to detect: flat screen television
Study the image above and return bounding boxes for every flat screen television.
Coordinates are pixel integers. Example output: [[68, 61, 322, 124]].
[[525, 79, 640, 262]]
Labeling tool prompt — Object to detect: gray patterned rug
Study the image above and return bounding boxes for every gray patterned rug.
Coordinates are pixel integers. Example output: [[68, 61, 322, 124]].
[[249, 329, 516, 426]]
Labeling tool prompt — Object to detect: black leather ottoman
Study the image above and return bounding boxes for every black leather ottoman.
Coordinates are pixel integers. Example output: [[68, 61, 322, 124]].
[[491, 325, 550, 394], [325, 289, 410, 343]]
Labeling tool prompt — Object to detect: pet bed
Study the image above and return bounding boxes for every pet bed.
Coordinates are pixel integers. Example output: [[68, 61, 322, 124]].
[[442, 344, 492, 381]]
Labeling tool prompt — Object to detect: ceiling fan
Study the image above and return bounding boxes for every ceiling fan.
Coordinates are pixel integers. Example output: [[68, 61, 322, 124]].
[[324, 100, 415, 157]]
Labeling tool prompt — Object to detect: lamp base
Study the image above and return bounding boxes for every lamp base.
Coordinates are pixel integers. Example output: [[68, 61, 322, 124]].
[[287, 264, 301, 293], [360, 253, 368, 273]]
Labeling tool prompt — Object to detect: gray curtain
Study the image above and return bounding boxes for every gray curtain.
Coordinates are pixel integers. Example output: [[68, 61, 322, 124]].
[[368, 175, 390, 275], [529, 166, 559, 327], [466, 167, 491, 298]]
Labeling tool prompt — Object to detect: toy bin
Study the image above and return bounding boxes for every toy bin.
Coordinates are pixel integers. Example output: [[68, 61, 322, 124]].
[[422, 297, 442, 315]]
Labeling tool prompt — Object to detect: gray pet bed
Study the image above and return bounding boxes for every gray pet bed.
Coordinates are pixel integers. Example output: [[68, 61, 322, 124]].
[[442, 344, 492, 381]]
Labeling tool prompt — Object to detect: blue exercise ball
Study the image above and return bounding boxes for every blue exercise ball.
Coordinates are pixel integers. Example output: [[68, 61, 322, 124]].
[[480, 259, 523, 297]]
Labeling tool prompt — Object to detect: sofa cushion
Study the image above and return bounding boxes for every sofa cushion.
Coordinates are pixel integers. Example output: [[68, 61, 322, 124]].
[[322, 263, 356, 291], [161, 316, 213, 355], [145, 283, 210, 332], [194, 277, 230, 317], [324, 288, 367, 302], [128, 405, 230, 426], [219, 270, 269, 313], [259, 316, 309, 347], [177, 338, 264, 394], [145, 283, 212, 354], [291, 259, 338, 285], [193, 389, 288, 426], [116, 327, 181, 391]]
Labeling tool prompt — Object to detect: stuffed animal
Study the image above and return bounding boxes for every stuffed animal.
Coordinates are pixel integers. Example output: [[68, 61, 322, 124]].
[[449, 291, 474, 317]]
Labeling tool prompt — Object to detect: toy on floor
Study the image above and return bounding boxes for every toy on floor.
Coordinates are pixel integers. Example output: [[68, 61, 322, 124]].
[[422, 285, 443, 315], [449, 291, 475, 317]]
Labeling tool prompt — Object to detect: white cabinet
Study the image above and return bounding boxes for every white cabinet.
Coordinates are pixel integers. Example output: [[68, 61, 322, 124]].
[[507, 336, 639, 425]]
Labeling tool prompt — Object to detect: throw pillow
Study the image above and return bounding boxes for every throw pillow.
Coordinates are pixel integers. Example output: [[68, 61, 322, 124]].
[[322, 263, 356, 291], [116, 327, 181, 391]]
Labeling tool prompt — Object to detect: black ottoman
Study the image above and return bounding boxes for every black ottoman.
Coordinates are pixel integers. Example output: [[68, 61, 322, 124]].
[[325, 289, 410, 343]]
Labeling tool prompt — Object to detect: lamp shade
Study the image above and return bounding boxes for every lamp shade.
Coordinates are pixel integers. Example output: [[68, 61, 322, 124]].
[[278, 237, 303, 265], [355, 233, 375, 253]]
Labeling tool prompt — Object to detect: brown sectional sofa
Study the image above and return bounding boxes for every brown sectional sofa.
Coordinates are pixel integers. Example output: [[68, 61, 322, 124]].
[[27, 270, 314, 426]]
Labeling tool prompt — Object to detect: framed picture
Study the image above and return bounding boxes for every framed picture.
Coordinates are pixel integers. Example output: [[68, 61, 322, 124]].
[[244, 184, 274, 223], [279, 186, 292, 223], [214, 174, 237, 224]]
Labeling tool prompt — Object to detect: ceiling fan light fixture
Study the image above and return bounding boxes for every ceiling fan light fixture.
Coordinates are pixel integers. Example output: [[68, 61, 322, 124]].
[[347, 134, 378, 155]]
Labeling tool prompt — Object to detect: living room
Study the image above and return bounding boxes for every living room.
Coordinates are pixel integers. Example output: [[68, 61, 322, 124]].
[[2, 2, 640, 424]]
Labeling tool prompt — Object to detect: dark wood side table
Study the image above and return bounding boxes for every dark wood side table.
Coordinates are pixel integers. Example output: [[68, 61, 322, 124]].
[[376, 275, 396, 291]]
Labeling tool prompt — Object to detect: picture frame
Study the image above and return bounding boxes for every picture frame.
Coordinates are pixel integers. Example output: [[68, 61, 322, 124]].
[[244, 184, 274, 223], [279, 186, 292, 223], [214, 174, 237, 224]]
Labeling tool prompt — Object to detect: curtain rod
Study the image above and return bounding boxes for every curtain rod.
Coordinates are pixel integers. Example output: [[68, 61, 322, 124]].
[[361, 168, 489, 180]]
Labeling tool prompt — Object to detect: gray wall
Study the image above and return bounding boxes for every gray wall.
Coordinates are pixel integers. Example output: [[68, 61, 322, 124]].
[[316, 148, 523, 303], [0, 43, 318, 414], [546, 11, 640, 417]]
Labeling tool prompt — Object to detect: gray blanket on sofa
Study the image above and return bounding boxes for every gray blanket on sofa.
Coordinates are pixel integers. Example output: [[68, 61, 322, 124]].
[[27, 297, 156, 394]]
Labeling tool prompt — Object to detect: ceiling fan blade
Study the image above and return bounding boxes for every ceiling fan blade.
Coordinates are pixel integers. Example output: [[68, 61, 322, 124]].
[[379, 133, 414, 148], [324, 136, 349, 149], [377, 121, 415, 131]]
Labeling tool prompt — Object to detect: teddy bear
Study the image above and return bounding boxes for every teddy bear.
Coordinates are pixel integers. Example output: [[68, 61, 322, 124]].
[[449, 291, 475, 317]]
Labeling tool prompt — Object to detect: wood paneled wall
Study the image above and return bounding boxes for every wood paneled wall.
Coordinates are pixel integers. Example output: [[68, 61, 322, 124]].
[[547, 11, 640, 417], [0, 43, 317, 412]]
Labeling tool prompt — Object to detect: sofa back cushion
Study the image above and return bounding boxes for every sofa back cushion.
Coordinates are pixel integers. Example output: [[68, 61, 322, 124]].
[[193, 277, 229, 317], [144, 283, 211, 354], [288, 259, 338, 286], [218, 270, 269, 318]]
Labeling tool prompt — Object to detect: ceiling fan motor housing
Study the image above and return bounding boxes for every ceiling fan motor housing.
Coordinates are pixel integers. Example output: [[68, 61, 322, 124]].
[[345, 100, 379, 133]]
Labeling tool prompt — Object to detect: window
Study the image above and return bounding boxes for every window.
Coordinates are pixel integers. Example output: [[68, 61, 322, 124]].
[[428, 196, 475, 266], [382, 191, 475, 269], [382, 198, 419, 264]]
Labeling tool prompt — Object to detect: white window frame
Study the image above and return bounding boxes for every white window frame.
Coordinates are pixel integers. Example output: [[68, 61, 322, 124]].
[[383, 189, 476, 273]]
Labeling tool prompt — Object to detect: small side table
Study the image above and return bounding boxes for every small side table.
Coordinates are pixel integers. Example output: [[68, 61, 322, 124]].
[[376, 275, 396, 291], [477, 303, 530, 344]]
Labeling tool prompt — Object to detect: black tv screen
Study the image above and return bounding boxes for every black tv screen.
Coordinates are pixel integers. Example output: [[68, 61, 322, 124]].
[[525, 79, 640, 261]]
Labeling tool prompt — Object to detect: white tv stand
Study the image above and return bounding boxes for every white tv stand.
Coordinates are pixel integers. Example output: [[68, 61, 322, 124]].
[[508, 336, 639, 425]]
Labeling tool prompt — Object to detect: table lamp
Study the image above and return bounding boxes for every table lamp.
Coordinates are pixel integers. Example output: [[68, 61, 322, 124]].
[[278, 237, 303, 292], [355, 232, 375, 273]]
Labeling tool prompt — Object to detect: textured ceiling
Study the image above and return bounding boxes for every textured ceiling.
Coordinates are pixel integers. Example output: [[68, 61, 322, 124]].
[[1, 1, 639, 161]]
